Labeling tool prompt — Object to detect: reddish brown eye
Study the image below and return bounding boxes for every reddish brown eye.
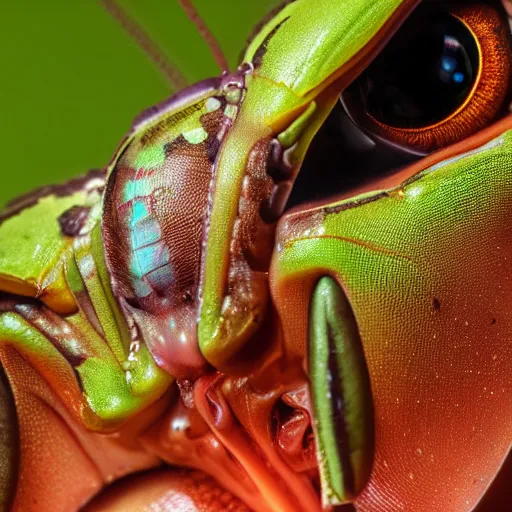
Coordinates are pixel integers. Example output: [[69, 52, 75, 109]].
[[343, 3, 512, 152]]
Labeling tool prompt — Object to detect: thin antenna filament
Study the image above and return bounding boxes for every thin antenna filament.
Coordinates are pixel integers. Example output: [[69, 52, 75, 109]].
[[101, 0, 188, 91], [178, 0, 230, 72]]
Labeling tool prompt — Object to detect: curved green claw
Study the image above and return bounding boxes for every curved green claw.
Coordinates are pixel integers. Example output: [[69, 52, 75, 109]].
[[309, 276, 374, 507]]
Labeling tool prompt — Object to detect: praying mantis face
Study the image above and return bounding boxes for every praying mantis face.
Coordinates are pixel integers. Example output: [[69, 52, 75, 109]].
[[0, 1, 510, 510]]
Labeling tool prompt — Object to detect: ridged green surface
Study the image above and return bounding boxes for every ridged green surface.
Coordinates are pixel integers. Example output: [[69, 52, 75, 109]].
[[244, 0, 404, 95]]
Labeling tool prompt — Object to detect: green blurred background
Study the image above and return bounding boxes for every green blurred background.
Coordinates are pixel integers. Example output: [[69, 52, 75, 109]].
[[0, 0, 277, 206]]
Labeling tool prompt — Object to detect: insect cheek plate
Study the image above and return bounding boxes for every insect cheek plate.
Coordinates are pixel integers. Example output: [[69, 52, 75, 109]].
[[271, 127, 512, 509]]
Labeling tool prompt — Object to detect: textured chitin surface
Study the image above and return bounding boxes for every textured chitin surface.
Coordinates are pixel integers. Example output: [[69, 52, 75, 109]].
[[0, 365, 16, 510], [0, 345, 165, 512], [85, 470, 250, 512], [273, 130, 512, 510], [102, 84, 230, 375]]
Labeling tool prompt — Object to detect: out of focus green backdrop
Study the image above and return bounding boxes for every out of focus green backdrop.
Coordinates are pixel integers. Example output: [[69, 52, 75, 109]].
[[0, 0, 277, 206]]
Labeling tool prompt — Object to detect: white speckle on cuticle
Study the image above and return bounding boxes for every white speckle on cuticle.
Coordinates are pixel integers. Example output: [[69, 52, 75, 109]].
[[183, 127, 208, 144], [205, 97, 222, 112]]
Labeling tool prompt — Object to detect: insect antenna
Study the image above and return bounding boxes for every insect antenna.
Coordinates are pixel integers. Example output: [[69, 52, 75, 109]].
[[101, 0, 188, 91], [178, 0, 229, 72]]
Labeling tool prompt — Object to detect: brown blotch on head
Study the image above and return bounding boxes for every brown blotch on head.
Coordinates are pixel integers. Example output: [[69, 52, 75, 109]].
[[1, 169, 105, 225], [58, 205, 91, 237], [251, 17, 290, 69]]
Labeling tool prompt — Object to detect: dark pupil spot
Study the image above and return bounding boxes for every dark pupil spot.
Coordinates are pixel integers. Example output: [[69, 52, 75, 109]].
[[360, 14, 479, 129]]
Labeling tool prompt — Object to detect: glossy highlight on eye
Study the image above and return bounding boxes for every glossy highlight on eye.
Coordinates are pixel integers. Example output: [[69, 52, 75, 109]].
[[346, 4, 512, 152]]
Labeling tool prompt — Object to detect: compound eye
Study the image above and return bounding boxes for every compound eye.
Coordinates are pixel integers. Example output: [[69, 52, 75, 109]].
[[343, 3, 512, 152], [367, 13, 478, 128]]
